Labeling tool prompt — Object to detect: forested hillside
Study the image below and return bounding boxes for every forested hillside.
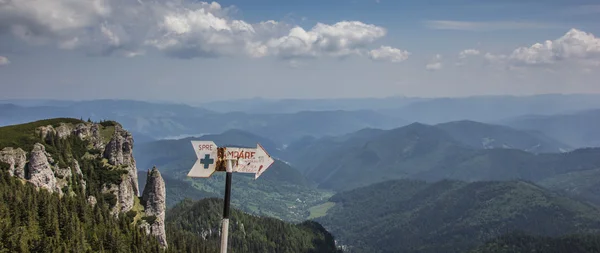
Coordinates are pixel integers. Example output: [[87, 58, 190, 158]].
[[435, 120, 570, 153], [502, 109, 600, 148], [471, 232, 600, 253], [317, 179, 600, 253], [165, 198, 342, 253], [0, 118, 341, 253], [0, 171, 164, 252], [135, 130, 333, 222], [297, 123, 600, 191]]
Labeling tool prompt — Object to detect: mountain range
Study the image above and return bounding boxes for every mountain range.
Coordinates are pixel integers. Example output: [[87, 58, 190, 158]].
[[0, 118, 340, 252], [286, 121, 598, 191], [3, 94, 600, 147], [3, 94, 600, 252], [500, 109, 600, 148], [316, 179, 600, 253]]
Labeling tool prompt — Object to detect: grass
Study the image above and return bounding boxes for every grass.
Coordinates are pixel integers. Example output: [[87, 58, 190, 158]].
[[131, 196, 146, 224], [0, 118, 84, 150], [100, 126, 115, 144], [308, 202, 336, 219]]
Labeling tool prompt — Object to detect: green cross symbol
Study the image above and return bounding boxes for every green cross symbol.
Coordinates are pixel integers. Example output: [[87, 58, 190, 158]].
[[200, 154, 214, 169]]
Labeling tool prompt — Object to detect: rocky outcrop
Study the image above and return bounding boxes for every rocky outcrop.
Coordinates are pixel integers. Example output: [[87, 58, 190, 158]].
[[73, 123, 104, 149], [28, 143, 62, 195], [142, 167, 167, 248], [0, 147, 27, 178], [4, 119, 150, 236], [88, 196, 97, 207], [104, 125, 140, 213], [55, 123, 73, 139]]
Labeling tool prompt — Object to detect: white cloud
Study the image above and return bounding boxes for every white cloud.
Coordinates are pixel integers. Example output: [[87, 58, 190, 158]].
[[266, 21, 387, 59], [484, 52, 507, 63], [508, 29, 600, 66], [426, 54, 443, 71], [459, 49, 480, 59], [368, 46, 410, 63], [145, 2, 261, 58], [424, 20, 562, 31], [0, 56, 9, 66], [0, 0, 152, 56], [0, 0, 395, 60]]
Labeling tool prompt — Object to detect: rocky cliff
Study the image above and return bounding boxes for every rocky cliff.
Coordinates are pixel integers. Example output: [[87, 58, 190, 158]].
[[141, 167, 167, 248], [0, 118, 167, 248], [103, 124, 140, 213]]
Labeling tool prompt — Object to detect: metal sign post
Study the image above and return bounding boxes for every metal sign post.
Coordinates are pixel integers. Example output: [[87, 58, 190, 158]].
[[188, 141, 275, 253], [220, 159, 233, 253]]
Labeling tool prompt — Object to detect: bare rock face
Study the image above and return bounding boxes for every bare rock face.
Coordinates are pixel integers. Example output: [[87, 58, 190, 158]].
[[104, 125, 140, 213], [0, 147, 27, 178], [87, 196, 97, 207], [55, 123, 73, 139], [37, 125, 55, 142], [73, 123, 104, 149], [28, 143, 62, 195], [142, 167, 167, 248]]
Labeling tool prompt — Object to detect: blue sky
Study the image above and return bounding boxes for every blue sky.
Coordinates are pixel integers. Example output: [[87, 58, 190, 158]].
[[0, 0, 599, 103]]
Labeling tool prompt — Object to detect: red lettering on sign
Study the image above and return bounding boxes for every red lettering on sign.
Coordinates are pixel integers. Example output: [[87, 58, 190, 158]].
[[198, 144, 212, 151], [226, 150, 256, 159]]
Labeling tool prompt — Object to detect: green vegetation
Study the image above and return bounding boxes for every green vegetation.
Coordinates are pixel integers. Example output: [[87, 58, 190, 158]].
[[0, 120, 131, 200], [0, 171, 164, 252], [472, 232, 600, 253], [0, 118, 344, 253], [538, 168, 600, 206], [295, 123, 600, 191], [100, 126, 116, 144], [316, 179, 600, 253], [134, 132, 334, 222], [308, 202, 335, 219], [165, 198, 342, 253], [98, 120, 119, 127], [435, 120, 570, 153], [0, 161, 10, 171], [0, 118, 84, 151], [186, 172, 333, 222]]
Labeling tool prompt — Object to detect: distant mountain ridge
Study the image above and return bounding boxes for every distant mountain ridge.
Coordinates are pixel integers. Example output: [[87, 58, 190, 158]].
[[316, 179, 600, 253], [501, 109, 600, 148], [381, 93, 600, 124], [435, 120, 571, 153], [0, 101, 408, 144], [134, 129, 334, 222], [287, 122, 599, 191]]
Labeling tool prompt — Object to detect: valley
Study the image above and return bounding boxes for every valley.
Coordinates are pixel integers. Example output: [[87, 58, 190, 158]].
[[5, 0, 600, 251], [2, 96, 600, 252]]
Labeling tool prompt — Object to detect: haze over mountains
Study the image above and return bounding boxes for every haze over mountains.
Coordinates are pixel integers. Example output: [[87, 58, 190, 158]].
[[2, 93, 600, 148], [2, 93, 600, 252]]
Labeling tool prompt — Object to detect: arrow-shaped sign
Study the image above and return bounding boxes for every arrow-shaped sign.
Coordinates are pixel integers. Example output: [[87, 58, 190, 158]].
[[188, 141, 223, 178], [187, 141, 274, 179], [187, 141, 276, 253], [224, 143, 275, 179]]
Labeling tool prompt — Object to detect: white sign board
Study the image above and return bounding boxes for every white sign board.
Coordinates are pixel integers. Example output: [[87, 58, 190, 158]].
[[225, 144, 275, 179], [188, 141, 220, 178]]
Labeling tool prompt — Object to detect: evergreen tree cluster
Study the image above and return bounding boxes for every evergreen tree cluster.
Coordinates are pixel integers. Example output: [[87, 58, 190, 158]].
[[165, 198, 342, 253], [1, 118, 343, 253], [0, 171, 164, 253], [472, 232, 600, 253]]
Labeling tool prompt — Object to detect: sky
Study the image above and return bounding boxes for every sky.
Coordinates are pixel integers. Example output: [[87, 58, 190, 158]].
[[1, 0, 599, 103]]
